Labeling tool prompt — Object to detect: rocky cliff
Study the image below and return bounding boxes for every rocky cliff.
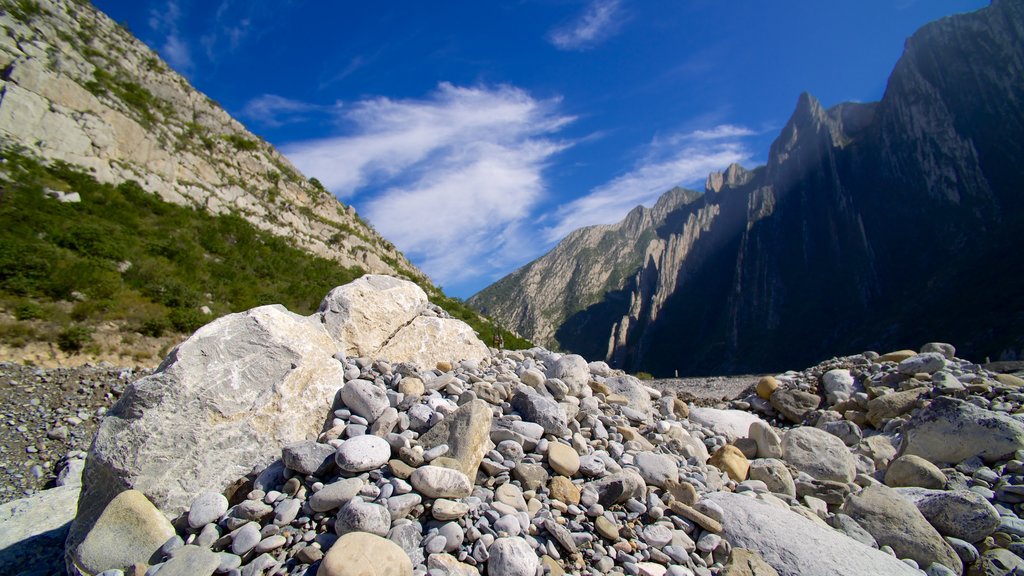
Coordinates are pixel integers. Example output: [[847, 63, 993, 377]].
[[0, 0, 422, 279], [471, 0, 1024, 375]]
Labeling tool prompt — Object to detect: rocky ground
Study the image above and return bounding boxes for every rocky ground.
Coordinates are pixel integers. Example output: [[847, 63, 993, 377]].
[[0, 363, 149, 505]]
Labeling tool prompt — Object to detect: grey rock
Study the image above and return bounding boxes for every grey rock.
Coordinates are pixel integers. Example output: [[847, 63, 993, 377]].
[[782, 426, 857, 483], [282, 440, 336, 476], [488, 537, 538, 576], [898, 353, 946, 375], [410, 466, 472, 499], [334, 499, 391, 537], [747, 458, 796, 497], [187, 492, 228, 529], [335, 434, 392, 474], [634, 452, 679, 488], [770, 389, 821, 423], [511, 388, 569, 436], [159, 545, 220, 576], [895, 487, 1001, 543], [309, 478, 362, 512], [340, 379, 390, 424], [900, 397, 1024, 464]]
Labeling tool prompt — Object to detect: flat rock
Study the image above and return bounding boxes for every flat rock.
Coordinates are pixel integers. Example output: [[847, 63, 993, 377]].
[[317, 531, 412, 576], [547, 441, 580, 477], [782, 426, 856, 483], [0, 483, 80, 570], [770, 389, 820, 423], [309, 478, 363, 512], [721, 548, 780, 576], [282, 440, 336, 477], [707, 491, 920, 576], [689, 408, 765, 443], [68, 490, 176, 575], [842, 485, 962, 574], [900, 397, 1024, 464], [335, 434, 392, 474], [417, 399, 493, 479]]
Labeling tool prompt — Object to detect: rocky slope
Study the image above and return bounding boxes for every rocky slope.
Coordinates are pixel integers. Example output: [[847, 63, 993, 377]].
[[0, 0, 421, 279], [5, 276, 1024, 576], [470, 0, 1024, 376]]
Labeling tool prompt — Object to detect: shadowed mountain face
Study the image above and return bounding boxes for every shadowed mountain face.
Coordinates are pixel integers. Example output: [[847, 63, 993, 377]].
[[470, 0, 1024, 376]]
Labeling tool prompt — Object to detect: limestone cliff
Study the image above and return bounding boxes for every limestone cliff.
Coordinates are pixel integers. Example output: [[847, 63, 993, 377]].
[[0, 0, 423, 280], [471, 0, 1024, 375]]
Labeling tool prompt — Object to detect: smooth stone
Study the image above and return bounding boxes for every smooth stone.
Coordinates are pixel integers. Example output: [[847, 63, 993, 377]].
[[549, 476, 581, 505], [410, 466, 472, 498], [709, 445, 749, 482], [187, 492, 229, 530], [885, 455, 946, 489], [770, 389, 821, 423], [231, 522, 262, 555], [756, 377, 780, 401], [749, 421, 783, 459], [309, 478, 363, 512], [158, 545, 220, 576], [822, 369, 856, 405], [898, 353, 946, 375], [900, 397, 1024, 465], [488, 537, 539, 576], [71, 490, 176, 575], [317, 532, 412, 576], [689, 408, 765, 443], [334, 499, 391, 537], [591, 470, 646, 507], [782, 426, 856, 483], [336, 434, 392, 474], [547, 442, 580, 477], [433, 499, 470, 521], [747, 458, 796, 498], [895, 487, 1001, 543], [634, 452, 679, 488], [842, 485, 962, 574], [511, 388, 569, 436], [866, 388, 929, 428], [282, 440, 336, 476]]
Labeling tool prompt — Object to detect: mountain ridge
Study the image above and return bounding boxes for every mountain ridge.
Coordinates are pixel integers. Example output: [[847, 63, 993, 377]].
[[470, 0, 1024, 375]]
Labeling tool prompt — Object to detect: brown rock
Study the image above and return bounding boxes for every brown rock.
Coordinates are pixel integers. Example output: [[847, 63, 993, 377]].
[[866, 388, 928, 428], [756, 377, 780, 400], [709, 445, 749, 482], [770, 389, 821, 423], [317, 532, 412, 576], [669, 501, 723, 533], [884, 455, 946, 489], [417, 399, 493, 479], [721, 548, 780, 576], [548, 476, 580, 505], [663, 479, 698, 506], [878, 350, 918, 363]]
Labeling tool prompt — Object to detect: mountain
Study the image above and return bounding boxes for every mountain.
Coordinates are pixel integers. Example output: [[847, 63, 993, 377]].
[[0, 0, 419, 279], [470, 0, 1024, 376]]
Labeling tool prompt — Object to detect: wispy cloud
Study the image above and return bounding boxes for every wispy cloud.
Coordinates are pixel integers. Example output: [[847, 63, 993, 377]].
[[240, 94, 336, 128], [542, 127, 754, 242], [282, 83, 574, 289], [548, 0, 626, 51], [148, 1, 193, 72]]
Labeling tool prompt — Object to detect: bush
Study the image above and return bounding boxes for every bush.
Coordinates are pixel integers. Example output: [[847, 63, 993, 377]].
[[635, 372, 654, 381], [139, 316, 170, 338], [168, 307, 205, 333], [56, 325, 92, 353], [14, 301, 44, 320]]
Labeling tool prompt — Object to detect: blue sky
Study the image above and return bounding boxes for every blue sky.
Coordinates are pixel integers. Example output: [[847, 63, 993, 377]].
[[94, 0, 989, 297]]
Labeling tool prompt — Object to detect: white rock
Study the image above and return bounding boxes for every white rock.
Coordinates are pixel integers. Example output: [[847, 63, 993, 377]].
[[336, 435, 392, 474], [690, 408, 765, 443], [487, 537, 538, 576]]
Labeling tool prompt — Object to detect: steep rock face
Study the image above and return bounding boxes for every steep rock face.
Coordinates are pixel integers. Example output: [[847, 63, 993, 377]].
[[0, 0, 422, 279], [472, 1, 1024, 375]]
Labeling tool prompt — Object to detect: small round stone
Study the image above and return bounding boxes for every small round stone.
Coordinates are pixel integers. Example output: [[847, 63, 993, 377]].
[[188, 492, 228, 529], [335, 434, 392, 474]]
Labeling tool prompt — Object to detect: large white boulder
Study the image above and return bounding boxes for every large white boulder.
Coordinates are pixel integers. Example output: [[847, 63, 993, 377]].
[[318, 274, 429, 357], [689, 408, 766, 443]]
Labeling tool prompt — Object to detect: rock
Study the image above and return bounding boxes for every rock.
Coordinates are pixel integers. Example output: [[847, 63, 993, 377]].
[[545, 354, 590, 394], [782, 426, 856, 483], [866, 388, 928, 428], [689, 408, 765, 443], [634, 452, 679, 487], [512, 463, 549, 492], [0, 482, 81, 570], [398, 377, 425, 397], [334, 499, 391, 537], [410, 466, 472, 499], [309, 478, 363, 512], [900, 397, 1024, 464], [707, 492, 919, 576], [898, 353, 946, 375], [709, 445, 749, 482], [748, 458, 795, 497], [968, 548, 1024, 576], [595, 515, 619, 540], [878, 350, 917, 363], [858, 435, 898, 470], [417, 399, 493, 479], [69, 304, 346, 557], [317, 531, 412, 576], [822, 369, 856, 405], [842, 485, 962, 574], [770, 389, 820, 423], [920, 343, 956, 360], [317, 275, 427, 357], [157, 545, 220, 576], [755, 377, 780, 400], [549, 476, 580, 505], [487, 537, 538, 576], [340, 379, 390, 424], [604, 375, 655, 421], [282, 440, 336, 477], [375, 316, 491, 369], [511, 388, 569, 436], [668, 501, 722, 533], [187, 492, 228, 529], [547, 441, 581, 477], [748, 421, 783, 459], [68, 490, 176, 575], [995, 373, 1024, 388], [591, 470, 646, 507], [721, 548, 780, 576], [335, 434, 392, 474], [884, 455, 946, 489], [231, 522, 262, 555], [895, 487, 1001, 543], [432, 499, 470, 521]]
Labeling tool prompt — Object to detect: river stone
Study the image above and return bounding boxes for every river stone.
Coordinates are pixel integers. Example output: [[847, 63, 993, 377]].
[[748, 421, 783, 459], [782, 426, 856, 483], [898, 352, 946, 375], [895, 487, 1001, 543], [317, 274, 427, 357], [511, 388, 569, 436], [842, 485, 962, 574], [282, 440, 336, 477], [549, 476, 580, 505], [748, 458, 796, 497], [770, 389, 820, 423], [900, 397, 1024, 464], [721, 548, 780, 576], [604, 375, 654, 421], [68, 490, 176, 575], [318, 531, 412, 576], [334, 499, 391, 537], [689, 408, 764, 443], [884, 455, 946, 489], [756, 377, 780, 400], [488, 537, 538, 576], [707, 492, 919, 576], [187, 492, 228, 529], [309, 478, 363, 512], [417, 399, 493, 479], [970, 548, 1024, 576], [547, 441, 580, 477], [158, 545, 220, 576], [634, 452, 679, 487], [340, 379, 389, 424], [822, 369, 856, 405], [591, 470, 646, 507], [69, 304, 346, 561], [546, 354, 590, 394], [709, 445, 749, 482], [866, 388, 929, 428], [410, 466, 472, 499], [335, 434, 391, 474]]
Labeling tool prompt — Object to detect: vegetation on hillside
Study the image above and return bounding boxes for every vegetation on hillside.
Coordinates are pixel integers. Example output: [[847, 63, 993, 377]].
[[0, 148, 530, 358]]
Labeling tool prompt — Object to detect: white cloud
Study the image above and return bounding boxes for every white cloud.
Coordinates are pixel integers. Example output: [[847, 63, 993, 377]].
[[240, 94, 333, 127], [149, 1, 193, 72], [542, 127, 754, 243], [282, 83, 573, 290], [548, 0, 626, 51]]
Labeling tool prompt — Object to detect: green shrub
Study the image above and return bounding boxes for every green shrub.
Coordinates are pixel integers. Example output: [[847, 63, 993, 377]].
[[635, 371, 654, 381], [14, 301, 44, 320], [139, 316, 170, 338], [56, 324, 92, 353], [168, 307, 206, 333], [223, 134, 259, 152]]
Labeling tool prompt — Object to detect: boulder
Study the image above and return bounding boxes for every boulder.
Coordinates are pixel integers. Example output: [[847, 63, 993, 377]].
[[317, 275, 427, 357], [317, 532, 412, 576], [866, 388, 928, 428], [0, 482, 81, 570], [417, 399, 494, 479], [68, 490, 176, 575], [634, 452, 678, 488], [709, 445, 749, 482], [770, 389, 820, 423], [689, 408, 765, 443], [721, 548, 780, 576], [894, 487, 1001, 543], [748, 421, 783, 459], [782, 426, 856, 483], [884, 455, 946, 489], [706, 492, 919, 576], [603, 376, 654, 421], [511, 387, 569, 437], [822, 369, 857, 405], [900, 397, 1024, 464], [898, 352, 946, 375], [545, 354, 590, 395], [842, 485, 962, 574], [68, 305, 345, 565], [375, 315, 491, 368], [747, 459, 795, 497]]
